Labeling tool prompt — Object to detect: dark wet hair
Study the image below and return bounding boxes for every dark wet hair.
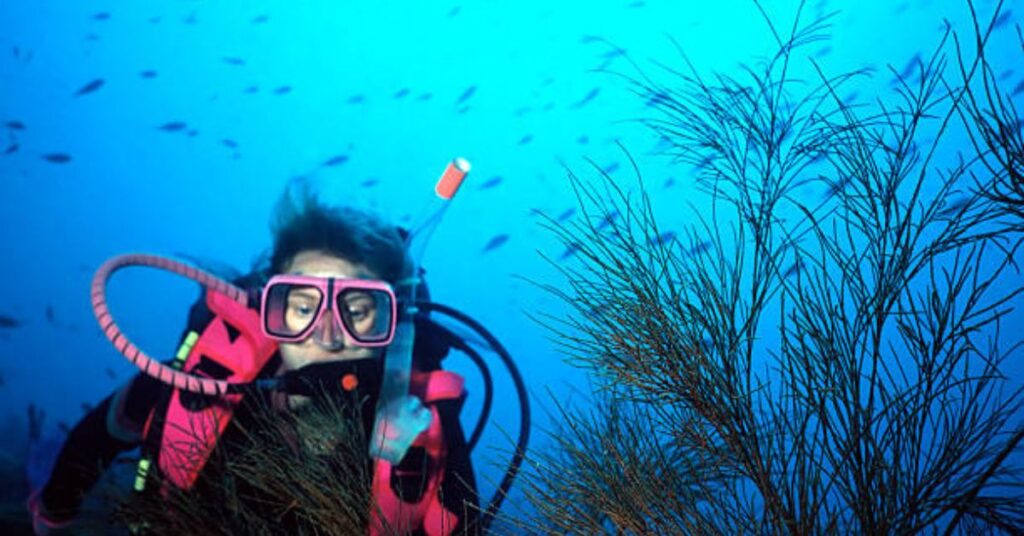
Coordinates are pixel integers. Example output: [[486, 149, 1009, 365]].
[[264, 183, 408, 285]]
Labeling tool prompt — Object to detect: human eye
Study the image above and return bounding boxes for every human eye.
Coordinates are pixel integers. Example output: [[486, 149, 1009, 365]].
[[288, 297, 316, 317], [343, 293, 377, 323], [346, 302, 370, 321]]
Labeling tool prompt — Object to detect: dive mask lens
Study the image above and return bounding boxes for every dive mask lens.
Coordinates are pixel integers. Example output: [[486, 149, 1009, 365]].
[[337, 288, 395, 344], [264, 282, 325, 340]]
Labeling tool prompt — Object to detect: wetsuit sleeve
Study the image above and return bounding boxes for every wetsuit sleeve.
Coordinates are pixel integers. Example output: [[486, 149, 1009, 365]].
[[37, 285, 217, 521], [437, 397, 480, 535], [37, 377, 157, 521]]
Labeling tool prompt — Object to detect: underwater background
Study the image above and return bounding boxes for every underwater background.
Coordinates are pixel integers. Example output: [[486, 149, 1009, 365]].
[[1, 0, 1022, 532]]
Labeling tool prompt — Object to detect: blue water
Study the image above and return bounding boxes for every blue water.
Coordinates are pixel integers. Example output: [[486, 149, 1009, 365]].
[[1, 0, 1021, 529]]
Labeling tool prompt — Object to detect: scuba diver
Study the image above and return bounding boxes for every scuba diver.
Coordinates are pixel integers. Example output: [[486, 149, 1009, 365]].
[[26, 161, 529, 535]]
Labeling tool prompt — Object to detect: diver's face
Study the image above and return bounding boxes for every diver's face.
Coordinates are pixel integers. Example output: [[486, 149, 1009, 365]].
[[277, 250, 385, 372]]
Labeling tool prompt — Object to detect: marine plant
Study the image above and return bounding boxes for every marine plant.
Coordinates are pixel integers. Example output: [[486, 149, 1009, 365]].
[[105, 390, 387, 536], [513, 0, 1024, 533]]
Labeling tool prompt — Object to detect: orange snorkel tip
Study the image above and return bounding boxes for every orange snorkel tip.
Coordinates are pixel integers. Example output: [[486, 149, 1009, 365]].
[[435, 157, 471, 200]]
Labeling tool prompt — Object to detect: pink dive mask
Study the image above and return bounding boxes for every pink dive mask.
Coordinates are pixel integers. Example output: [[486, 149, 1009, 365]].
[[260, 274, 398, 347]]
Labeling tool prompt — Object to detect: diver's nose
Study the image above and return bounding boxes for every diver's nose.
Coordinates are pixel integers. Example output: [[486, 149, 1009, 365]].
[[312, 312, 345, 351]]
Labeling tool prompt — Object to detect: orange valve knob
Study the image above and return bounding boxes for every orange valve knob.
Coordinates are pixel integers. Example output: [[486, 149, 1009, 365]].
[[435, 157, 471, 200]]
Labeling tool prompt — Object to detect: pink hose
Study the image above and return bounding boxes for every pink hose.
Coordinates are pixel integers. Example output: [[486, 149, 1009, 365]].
[[90, 253, 248, 396]]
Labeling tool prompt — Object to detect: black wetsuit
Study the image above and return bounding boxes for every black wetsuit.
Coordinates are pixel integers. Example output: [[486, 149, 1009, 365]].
[[38, 283, 480, 535]]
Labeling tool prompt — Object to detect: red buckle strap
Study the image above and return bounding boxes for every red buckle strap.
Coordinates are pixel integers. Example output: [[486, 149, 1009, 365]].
[[412, 370, 464, 403]]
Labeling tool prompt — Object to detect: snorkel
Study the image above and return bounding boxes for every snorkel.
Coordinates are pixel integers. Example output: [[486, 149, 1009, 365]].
[[369, 157, 470, 463]]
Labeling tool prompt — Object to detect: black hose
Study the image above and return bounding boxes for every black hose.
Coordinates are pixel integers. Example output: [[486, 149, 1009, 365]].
[[424, 319, 494, 453], [417, 301, 530, 532]]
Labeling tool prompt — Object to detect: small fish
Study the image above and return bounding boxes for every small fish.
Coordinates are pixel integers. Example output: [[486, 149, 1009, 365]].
[[579, 34, 605, 44], [183, 12, 198, 25], [601, 47, 627, 59], [482, 234, 510, 253], [455, 85, 477, 105], [646, 90, 671, 107], [688, 240, 712, 256], [478, 176, 503, 190], [0, 314, 21, 328], [41, 153, 72, 164], [694, 154, 715, 171], [807, 151, 827, 164], [80, 402, 94, 413], [823, 175, 852, 199], [513, 106, 532, 117], [158, 121, 187, 132], [273, 85, 292, 95], [557, 208, 576, 222], [4, 142, 18, 154], [448, 6, 462, 17], [999, 69, 1014, 81], [222, 57, 246, 66], [595, 210, 620, 231], [45, 306, 55, 325], [895, 52, 923, 83], [92, 12, 110, 21], [814, 46, 832, 58], [627, 1, 646, 7], [6, 120, 25, 130], [1012, 79, 1024, 96], [783, 259, 804, 279], [243, 85, 259, 94], [602, 162, 620, 175], [13, 46, 34, 62], [0, 372, 4, 387], [104, 367, 117, 379], [992, 10, 1013, 29], [322, 154, 349, 167], [842, 92, 859, 104], [57, 422, 71, 434], [456, 105, 471, 114], [559, 242, 581, 260], [542, 102, 555, 112], [221, 139, 239, 148], [74, 78, 104, 97], [517, 134, 533, 145], [576, 135, 589, 145], [393, 88, 410, 99], [347, 94, 365, 104], [648, 231, 676, 247], [361, 178, 379, 188], [251, 14, 269, 24], [938, 196, 970, 218], [570, 87, 600, 109], [139, 69, 158, 78], [594, 56, 615, 71], [418, 92, 433, 101]]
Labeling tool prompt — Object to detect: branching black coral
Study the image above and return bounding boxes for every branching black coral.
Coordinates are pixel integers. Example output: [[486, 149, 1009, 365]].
[[516, 1, 1024, 534]]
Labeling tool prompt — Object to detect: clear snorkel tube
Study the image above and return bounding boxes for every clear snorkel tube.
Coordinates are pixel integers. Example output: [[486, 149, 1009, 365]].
[[369, 157, 470, 463]]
